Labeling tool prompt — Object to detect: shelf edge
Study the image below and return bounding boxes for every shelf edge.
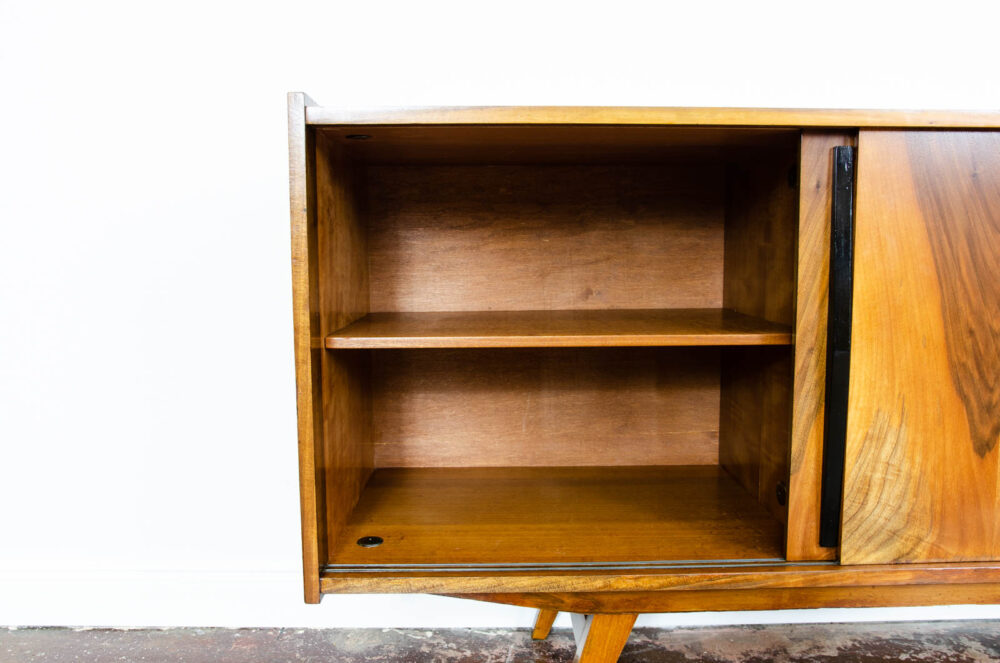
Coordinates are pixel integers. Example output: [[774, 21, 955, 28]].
[[325, 333, 793, 349]]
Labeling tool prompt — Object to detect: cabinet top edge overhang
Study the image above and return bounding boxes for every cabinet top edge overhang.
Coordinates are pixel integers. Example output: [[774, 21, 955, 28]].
[[295, 99, 1000, 129]]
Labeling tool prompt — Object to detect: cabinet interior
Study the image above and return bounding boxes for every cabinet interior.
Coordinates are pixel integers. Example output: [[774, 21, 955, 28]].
[[312, 124, 800, 571]]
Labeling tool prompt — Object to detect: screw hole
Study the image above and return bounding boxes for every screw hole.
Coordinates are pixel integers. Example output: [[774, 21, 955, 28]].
[[357, 536, 383, 548], [776, 482, 788, 507]]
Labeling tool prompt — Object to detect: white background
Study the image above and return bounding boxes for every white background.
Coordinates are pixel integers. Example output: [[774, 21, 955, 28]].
[[2, 0, 1000, 629]]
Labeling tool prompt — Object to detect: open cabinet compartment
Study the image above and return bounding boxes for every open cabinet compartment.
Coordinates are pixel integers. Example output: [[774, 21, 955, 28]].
[[311, 124, 800, 573]]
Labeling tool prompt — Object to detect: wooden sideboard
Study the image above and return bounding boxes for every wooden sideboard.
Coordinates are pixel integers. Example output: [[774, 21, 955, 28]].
[[288, 93, 1000, 662]]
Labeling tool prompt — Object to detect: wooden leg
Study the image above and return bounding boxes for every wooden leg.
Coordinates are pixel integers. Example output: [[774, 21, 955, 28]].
[[531, 608, 558, 640], [571, 613, 637, 663]]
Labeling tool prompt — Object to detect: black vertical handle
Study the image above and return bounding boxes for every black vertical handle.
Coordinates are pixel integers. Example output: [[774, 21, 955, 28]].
[[819, 146, 857, 549]]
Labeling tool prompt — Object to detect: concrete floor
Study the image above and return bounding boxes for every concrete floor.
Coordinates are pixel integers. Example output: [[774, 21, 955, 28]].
[[3, 621, 1000, 662]]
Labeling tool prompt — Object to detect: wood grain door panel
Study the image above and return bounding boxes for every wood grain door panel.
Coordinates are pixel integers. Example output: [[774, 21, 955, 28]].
[[841, 130, 1000, 565]]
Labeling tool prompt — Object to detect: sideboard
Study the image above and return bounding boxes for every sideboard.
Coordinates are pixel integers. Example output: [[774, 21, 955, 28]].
[[288, 93, 1000, 662]]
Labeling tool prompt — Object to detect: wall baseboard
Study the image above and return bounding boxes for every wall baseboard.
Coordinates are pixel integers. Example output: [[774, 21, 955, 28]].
[[2, 569, 1000, 628]]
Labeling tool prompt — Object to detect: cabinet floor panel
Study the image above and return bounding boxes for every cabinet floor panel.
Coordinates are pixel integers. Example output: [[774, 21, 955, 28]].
[[325, 309, 792, 349], [327, 466, 784, 568]]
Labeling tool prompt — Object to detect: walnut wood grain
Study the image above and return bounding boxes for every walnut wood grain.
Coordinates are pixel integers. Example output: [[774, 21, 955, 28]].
[[371, 348, 720, 468], [365, 163, 724, 312], [326, 309, 792, 349], [785, 132, 856, 562], [288, 91, 324, 604], [326, 466, 782, 566], [842, 130, 1000, 564], [305, 104, 1000, 128]]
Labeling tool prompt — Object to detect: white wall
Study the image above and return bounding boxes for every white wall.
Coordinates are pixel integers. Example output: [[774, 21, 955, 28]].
[[2, 0, 999, 628]]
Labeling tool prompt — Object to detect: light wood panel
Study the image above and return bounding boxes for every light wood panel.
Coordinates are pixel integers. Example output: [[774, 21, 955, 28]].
[[305, 104, 1000, 128], [719, 152, 798, 523], [326, 309, 792, 349], [288, 91, 324, 604], [842, 130, 1000, 564], [326, 466, 783, 566], [322, 560, 1000, 594], [365, 163, 725, 312], [313, 130, 373, 559], [371, 347, 720, 468], [786, 132, 856, 562]]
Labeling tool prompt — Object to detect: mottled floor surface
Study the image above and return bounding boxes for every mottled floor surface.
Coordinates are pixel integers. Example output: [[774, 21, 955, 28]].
[[3, 621, 1000, 662]]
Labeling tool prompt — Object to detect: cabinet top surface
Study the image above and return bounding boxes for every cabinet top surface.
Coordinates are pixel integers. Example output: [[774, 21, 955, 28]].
[[294, 96, 1000, 129]]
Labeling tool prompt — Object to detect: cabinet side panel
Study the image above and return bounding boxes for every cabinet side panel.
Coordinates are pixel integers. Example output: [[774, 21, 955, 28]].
[[720, 150, 799, 523], [288, 92, 325, 603], [843, 130, 1000, 564], [786, 132, 855, 561], [314, 131, 373, 561]]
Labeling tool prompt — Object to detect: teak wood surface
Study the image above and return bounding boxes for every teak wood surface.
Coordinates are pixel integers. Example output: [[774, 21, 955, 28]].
[[785, 131, 856, 562], [369, 347, 721, 468], [313, 130, 375, 572], [305, 105, 1000, 128], [326, 466, 783, 567], [288, 92, 325, 603], [571, 613, 638, 663], [364, 162, 726, 313], [322, 560, 1000, 595], [717, 149, 798, 525], [325, 309, 792, 349], [290, 95, 1000, 659], [532, 609, 558, 640], [455, 580, 1000, 614], [317, 125, 797, 165], [842, 130, 1000, 565]]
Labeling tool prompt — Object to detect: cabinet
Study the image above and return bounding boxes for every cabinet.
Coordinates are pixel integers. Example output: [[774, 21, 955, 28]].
[[842, 130, 1000, 565], [288, 95, 1000, 662]]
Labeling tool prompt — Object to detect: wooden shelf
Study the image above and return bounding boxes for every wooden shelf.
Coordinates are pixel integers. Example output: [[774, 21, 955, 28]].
[[325, 309, 792, 349], [327, 466, 784, 568]]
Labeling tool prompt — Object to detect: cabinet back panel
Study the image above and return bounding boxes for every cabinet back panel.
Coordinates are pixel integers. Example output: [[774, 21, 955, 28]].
[[371, 347, 720, 467], [365, 163, 724, 312]]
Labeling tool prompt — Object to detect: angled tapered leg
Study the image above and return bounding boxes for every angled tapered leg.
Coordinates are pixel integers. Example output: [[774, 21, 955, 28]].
[[571, 613, 637, 663], [532, 608, 558, 640]]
